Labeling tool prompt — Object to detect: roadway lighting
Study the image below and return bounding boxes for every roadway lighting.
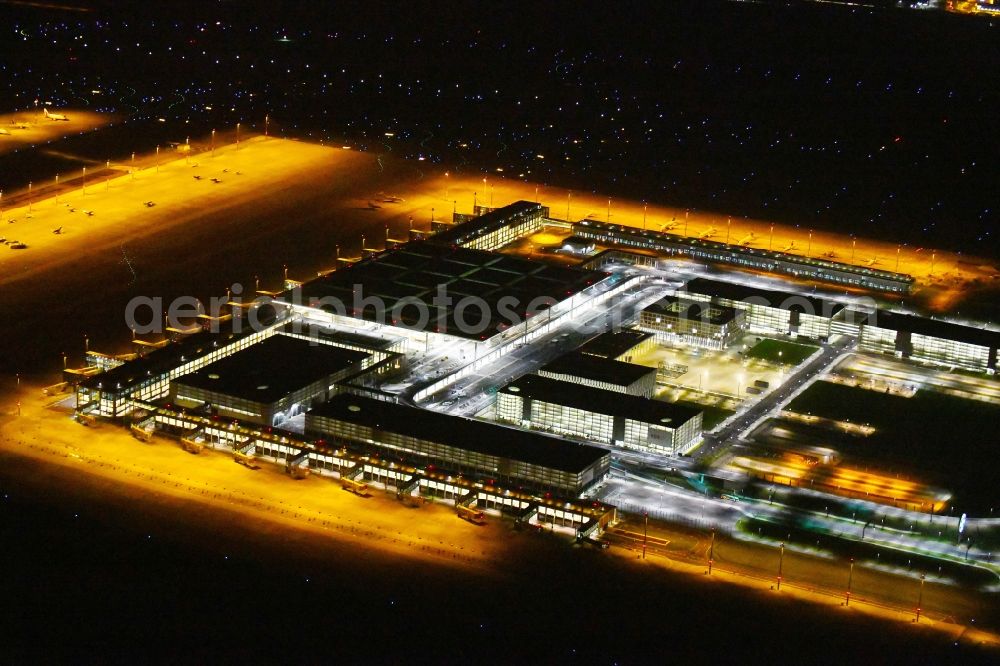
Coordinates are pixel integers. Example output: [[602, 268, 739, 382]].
[[642, 202, 647, 230], [566, 191, 571, 222], [769, 223, 774, 251], [236, 122, 241, 149], [131, 152, 135, 179], [264, 114, 269, 137], [851, 238, 856, 262], [726, 216, 731, 244], [606, 197, 611, 223], [54, 174, 59, 204], [444, 171, 449, 200], [915, 574, 925, 622], [156, 145, 160, 172], [212, 129, 216, 157], [807, 230, 812, 256], [776, 542, 784, 590], [708, 528, 715, 574], [82, 166, 87, 194], [845, 557, 854, 606]]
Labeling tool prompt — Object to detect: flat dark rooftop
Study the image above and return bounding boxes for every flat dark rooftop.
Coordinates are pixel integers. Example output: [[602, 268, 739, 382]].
[[174, 334, 368, 404], [578, 330, 653, 360], [644, 295, 740, 326], [286, 242, 608, 341], [308, 394, 608, 473], [503, 374, 702, 427], [80, 306, 280, 393], [540, 350, 655, 386], [281, 322, 399, 351], [428, 200, 543, 246], [684, 278, 845, 316], [870, 310, 1000, 348]]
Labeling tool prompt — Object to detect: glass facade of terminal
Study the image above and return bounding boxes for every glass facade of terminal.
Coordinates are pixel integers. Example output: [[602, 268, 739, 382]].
[[860, 325, 994, 372], [432, 201, 548, 252], [496, 391, 702, 456], [537, 367, 657, 397], [306, 413, 608, 494], [638, 302, 746, 350]]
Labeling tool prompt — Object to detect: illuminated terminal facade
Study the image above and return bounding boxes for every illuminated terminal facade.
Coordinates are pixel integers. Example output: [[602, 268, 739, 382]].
[[431, 200, 549, 252], [538, 350, 657, 397], [572, 219, 915, 293], [277, 242, 628, 357], [845, 309, 1000, 373], [170, 335, 370, 427], [639, 295, 746, 350], [497, 374, 703, 455], [307, 393, 610, 494], [578, 329, 655, 363], [681, 278, 845, 341]]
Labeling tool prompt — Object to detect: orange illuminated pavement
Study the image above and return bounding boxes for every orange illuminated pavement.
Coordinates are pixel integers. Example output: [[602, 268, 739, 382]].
[[728, 455, 948, 512], [0, 108, 115, 156], [0, 382, 506, 570], [0, 136, 362, 287]]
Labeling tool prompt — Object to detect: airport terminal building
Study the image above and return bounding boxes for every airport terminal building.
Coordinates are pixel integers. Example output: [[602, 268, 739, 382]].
[[431, 200, 549, 252], [639, 295, 747, 350], [497, 374, 703, 455], [681, 278, 845, 341], [538, 350, 657, 397], [578, 329, 655, 363], [571, 219, 915, 293], [278, 242, 625, 357], [842, 309, 1000, 373], [170, 334, 370, 427], [306, 393, 610, 494]]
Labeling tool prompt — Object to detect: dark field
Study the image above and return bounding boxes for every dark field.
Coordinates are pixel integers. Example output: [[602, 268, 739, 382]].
[[786, 381, 1000, 511], [3, 451, 999, 665]]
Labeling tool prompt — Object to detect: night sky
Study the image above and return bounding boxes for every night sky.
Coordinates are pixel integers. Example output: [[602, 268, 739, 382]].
[[1, 0, 997, 255]]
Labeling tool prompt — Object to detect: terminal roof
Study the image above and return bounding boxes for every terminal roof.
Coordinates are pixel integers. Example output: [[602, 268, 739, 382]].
[[286, 242, 608, 341], [174, 334, 368, 404], [540, 350, 655, 387], [869, 310, 1000, 348], [578, 329, 653, 359], [643, 295, 740, 326], [502, 374, 702, 427], [683, 278, 845, 316], [309, 394, 608, 473], [427, 200, 543, 247], [80, 307, 279, 393], [574, 220, 915, 285]]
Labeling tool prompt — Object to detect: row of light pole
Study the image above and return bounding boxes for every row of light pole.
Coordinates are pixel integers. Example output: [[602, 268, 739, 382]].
[[698, 535, 928, 622]]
